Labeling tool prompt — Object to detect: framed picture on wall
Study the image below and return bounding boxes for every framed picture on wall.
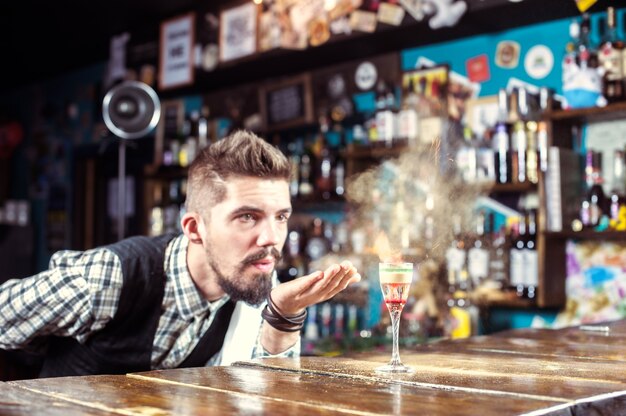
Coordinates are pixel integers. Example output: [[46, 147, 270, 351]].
[[159, 13, 195, 90], [259, 73, 313, 131], [219, 2, 258, 62]]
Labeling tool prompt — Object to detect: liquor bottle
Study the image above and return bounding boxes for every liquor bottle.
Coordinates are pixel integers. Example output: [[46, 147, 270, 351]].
[[448, 270, 479, 339], [278, 229, 305, 283], [374, 80, 395, 147], [445, 214, 467, 293], [580, 150, 606, 228], [315, 135, 333, 200], [598, 7, 625, 103], [488, 215, 509, 288], [511, 121, 527, 184], [197, 105, 210, 150], [609, 149, 626, 224], [299, 152, 314, 199], [456, 126, 478, 183], [509, 215, 526, 298], [523, 210, 538, 300], [537, 121, 549, 173], [467, 210, 490, 288], [525, 121, 539, 185], [287, 141, 301, 199], [304, 217, 330, 264], [576, 13, 599, 70], [493, 122, 511, 184], [398, 78, 420, 146]]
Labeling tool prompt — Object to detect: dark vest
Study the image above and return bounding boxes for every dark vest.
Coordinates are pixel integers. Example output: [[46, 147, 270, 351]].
[[39, 234, 234, 378]]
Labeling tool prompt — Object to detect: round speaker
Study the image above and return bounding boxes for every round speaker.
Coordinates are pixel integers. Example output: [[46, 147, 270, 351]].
[[102, 81, 161, 140]]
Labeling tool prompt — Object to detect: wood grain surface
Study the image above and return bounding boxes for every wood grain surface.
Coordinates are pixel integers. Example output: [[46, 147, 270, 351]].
[[3, 319, 626, 415]]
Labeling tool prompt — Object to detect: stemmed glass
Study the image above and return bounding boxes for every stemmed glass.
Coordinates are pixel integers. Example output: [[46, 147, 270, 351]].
[[376, 262, 414, 373]]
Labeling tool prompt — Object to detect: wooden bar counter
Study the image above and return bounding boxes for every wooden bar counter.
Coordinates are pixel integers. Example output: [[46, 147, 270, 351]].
[[3, 319, 626, 415]]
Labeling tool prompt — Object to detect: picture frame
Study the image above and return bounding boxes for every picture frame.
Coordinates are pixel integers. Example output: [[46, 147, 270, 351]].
[[402, 64, 448, 117], [259, 73, 314, 131], [219, 2, 258, 63], [158, 13, 195, 90]]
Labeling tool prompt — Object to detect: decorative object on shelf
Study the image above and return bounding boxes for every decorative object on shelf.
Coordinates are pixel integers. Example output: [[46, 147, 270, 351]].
[[423, 0, 467, 30]]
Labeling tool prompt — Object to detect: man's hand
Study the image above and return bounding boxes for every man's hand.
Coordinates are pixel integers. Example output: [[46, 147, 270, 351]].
[[260, 261, 361, 354], [272, 260, 361, 315]]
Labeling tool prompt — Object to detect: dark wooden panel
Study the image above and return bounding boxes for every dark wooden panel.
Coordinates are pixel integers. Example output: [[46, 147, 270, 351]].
[[131, 365, 563, 416]]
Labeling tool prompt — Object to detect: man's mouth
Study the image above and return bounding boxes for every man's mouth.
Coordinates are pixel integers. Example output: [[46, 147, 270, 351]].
[[249, 258, 275, 273]]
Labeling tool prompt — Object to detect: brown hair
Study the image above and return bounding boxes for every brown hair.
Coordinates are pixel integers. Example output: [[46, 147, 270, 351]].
[[185, 130, 291, 216]]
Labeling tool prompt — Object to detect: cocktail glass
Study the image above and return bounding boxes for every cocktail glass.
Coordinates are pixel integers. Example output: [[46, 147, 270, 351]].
[[376, 262, 414, 373]]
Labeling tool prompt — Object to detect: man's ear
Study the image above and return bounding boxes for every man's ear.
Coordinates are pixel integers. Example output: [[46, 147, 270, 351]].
[[181, 212, 204, 244]]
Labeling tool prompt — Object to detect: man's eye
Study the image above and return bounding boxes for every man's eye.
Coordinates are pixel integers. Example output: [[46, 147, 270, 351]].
[[239, 213, 256, 222], [277, 213, 290, 222]]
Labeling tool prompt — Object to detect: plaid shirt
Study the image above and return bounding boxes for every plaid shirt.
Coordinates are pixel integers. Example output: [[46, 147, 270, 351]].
[[0, 234, 297, 369]]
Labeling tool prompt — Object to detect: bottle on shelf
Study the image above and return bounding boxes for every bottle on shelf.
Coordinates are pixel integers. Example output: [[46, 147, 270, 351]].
[[576, 13, 599, 70], [398, 78, 420, 146], [524, 210, 538, 300], [315, 134, 334, 200], [278, 228, 306, 283], [488, 214, 509, 289], [445, 214, 467, 296], [374, 79, 396, 148], [609, 149, 626, 226], [598, 6, 625, 103], [525, 121, 539, 185], [287, 140, 301, 199], [493, 122, 512, 184], [511, 121, 527, 184], [508, 215, 526, 298], [580, 149, 607, 228], [467, 210, 490, 289]]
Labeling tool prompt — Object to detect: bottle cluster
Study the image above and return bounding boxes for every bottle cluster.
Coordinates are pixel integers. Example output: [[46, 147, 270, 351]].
[[445, 209, 539, 306], [579, 147, 626, 230], [455, 86, 550, 186], [563, 8, 626, 107], [285, 126, 346, 202]]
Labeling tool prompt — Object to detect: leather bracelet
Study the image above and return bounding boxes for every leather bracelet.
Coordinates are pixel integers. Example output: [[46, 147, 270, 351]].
[[267, 293, 307, 325], [261, 294, 307, 332]]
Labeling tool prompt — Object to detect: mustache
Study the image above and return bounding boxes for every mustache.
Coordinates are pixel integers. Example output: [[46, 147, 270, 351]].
[[242, 247, 282, 264]]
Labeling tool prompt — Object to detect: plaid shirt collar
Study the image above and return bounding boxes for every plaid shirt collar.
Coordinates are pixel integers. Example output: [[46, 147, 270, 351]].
[[165, 234, 230, 320]]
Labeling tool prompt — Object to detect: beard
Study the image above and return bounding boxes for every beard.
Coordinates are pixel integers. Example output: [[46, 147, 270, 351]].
[[206, 245, 281, 306]]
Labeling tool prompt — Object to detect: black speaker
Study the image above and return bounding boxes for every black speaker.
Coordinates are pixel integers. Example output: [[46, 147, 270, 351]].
[[102, 81, 160, 140]]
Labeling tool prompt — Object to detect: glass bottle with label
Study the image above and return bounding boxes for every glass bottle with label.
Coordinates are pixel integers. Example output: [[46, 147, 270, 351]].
[[609, 149, 626, 224], [598, 7, 624, 102], [493, 122, 511, 184], [468, 210, 490, 289], [580, 150, 606, 228], [509, 215, 526, 298], [524, 210, 538, 300], [446, 214, 467, 295]]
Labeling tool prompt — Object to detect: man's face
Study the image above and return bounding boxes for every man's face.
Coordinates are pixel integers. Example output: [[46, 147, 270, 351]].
[[202, 176, 291, 306]]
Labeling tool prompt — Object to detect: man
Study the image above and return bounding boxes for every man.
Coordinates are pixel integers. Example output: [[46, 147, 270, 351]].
[[0, 130, 361, 377]]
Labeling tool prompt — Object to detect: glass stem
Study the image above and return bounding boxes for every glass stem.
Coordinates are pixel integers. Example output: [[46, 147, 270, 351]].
[[389, 308, 403, 367]]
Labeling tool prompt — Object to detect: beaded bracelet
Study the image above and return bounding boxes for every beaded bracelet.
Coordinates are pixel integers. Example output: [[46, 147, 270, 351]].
[[261, 294, 307, 332]]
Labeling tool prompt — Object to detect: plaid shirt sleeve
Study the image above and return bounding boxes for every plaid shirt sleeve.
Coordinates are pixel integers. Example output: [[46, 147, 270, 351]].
[[0, 248, 123, 349], [251, 323, 301, 359]]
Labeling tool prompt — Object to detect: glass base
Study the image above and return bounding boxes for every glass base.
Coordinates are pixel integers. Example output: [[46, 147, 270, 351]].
[[375, 363, 414, 373]]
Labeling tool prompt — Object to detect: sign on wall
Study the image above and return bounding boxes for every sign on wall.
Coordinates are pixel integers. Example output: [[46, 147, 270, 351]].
[[159, 13, 195, 90]]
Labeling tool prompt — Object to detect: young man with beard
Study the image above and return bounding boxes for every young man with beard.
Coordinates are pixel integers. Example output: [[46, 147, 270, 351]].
[[0, 130, 361, 377]]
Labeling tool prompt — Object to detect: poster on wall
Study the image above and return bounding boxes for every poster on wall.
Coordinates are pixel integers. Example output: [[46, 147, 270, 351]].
[[219, 3, 258, 62], [159, 13, 195, 90]]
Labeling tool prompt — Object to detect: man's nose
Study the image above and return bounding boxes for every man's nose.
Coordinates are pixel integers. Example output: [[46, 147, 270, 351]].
[[257, 220, 280, 246]]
